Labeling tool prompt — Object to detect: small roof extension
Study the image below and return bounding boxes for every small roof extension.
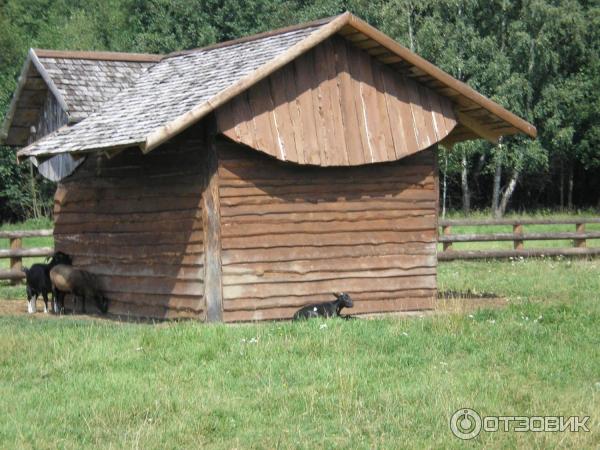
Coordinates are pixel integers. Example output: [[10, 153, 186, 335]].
[[1, 49, 160, 146]]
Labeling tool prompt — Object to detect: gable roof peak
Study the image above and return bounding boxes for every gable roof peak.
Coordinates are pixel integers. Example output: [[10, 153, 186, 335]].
[[164, 12, 351, 60]]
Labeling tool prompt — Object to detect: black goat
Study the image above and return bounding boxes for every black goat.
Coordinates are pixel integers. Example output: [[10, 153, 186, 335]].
[[50, 264, 109, 314], [23, 251, 72, 314], [293, 292, 354, 320]]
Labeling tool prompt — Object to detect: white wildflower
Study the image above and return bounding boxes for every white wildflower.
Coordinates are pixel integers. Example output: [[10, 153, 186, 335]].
[[319, 323, 327, 330]]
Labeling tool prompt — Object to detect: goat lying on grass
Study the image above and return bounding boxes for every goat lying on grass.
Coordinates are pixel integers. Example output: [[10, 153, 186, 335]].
[[23, 251, 72, 314], [293, 293, 354, 320], [50, 264, 109, 314]]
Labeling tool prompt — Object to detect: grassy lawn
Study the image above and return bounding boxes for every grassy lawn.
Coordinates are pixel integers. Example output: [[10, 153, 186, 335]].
[[0, 214, 599, 448]]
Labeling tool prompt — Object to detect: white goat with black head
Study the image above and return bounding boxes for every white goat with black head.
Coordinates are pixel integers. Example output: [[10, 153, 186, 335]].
[[293, 292, 354, 320], [23, 251, 72, 314]]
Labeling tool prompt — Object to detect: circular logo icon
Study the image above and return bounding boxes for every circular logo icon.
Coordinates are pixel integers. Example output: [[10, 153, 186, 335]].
[[450, 408, 482, 440]]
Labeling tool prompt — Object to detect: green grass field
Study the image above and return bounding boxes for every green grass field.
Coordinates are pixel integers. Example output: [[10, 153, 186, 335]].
[[0, 214, 599, 448]]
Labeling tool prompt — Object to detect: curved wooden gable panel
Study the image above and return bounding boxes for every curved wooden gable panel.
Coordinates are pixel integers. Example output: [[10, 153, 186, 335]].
[[216, 35, 457, 166]]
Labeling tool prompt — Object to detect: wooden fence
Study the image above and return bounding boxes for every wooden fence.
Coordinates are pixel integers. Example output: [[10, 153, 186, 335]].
[[438, 218, 600, 260], [0, 229, 53, 282], [2, 218, 599, 282]]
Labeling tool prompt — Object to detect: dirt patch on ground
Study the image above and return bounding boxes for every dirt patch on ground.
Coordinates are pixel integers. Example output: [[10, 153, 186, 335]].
[[435, 295, 508, 314], [342, 293, 508, 320], [0, 298, 34, 316], [0, 298, 121, 322], [436, 289, 508, 313]]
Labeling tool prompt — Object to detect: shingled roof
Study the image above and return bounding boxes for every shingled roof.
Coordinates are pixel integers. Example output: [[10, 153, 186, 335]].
[[15, 12, 536, 162], [16, 21, 328, 160], [1, 49, 159, 146]]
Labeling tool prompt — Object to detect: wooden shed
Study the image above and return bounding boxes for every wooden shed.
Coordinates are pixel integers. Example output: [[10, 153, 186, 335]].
[[3, 13, 536, 321]]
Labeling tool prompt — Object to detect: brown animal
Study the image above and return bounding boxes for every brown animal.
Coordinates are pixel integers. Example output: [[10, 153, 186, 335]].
[[50, 264, 108, 314]]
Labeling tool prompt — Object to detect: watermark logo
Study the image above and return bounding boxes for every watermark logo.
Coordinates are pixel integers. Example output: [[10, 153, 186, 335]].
[[450, 408, 482, 440], [450, 408, 590, 440]]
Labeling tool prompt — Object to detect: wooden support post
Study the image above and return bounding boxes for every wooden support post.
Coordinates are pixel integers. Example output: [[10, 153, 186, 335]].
[[574, 223, 586, 248], [202, 118, 223, 322], [442, 225, 453, 252], [9, 237, 22, 285], [513, 223, 524, 250]]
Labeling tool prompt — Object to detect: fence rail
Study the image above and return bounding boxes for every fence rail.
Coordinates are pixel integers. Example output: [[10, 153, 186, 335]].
[[0, 229, 54, 283], [2, 219, 599, 281], [439, 218, 600, 260]]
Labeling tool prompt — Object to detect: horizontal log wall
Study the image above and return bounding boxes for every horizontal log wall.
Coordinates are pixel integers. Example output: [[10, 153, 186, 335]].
[[217, 139, 438, 321], [53, 127, 206, 319]]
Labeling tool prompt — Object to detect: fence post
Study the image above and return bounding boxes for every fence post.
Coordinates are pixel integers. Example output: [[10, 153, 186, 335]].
[[442, 225, 453, 252], [9, 237, 22, 285], [574, 223, 586, 248], [513, 223, 524, 250]]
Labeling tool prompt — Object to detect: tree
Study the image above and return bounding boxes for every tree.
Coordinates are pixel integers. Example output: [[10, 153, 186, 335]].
[[0, 0, 599, 222]]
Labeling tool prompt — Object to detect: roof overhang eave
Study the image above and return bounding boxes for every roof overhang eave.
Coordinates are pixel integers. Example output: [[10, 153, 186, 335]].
[[0, 52, 35, 145], [17, 139, 143, 163], [345, 15, 537, 139]]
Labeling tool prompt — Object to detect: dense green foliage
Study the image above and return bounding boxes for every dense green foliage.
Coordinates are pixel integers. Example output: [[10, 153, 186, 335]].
[[0, 0, 599, 221], [0, 257, 598, 448]]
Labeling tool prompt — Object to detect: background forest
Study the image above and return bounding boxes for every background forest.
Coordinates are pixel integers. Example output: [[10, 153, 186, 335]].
[[0, 0, 598, 221]]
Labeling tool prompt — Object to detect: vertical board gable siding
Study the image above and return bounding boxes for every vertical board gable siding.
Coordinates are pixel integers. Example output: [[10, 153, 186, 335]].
[[33, 91, 68, 141], [216, 35, 457, 166], [32, 91, 85, 182], [52, 127, 206, 319], [217, 138, 438, 322]]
